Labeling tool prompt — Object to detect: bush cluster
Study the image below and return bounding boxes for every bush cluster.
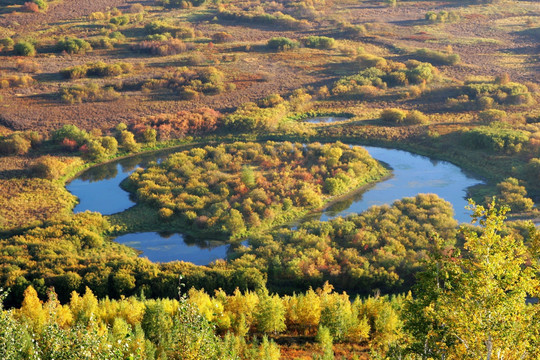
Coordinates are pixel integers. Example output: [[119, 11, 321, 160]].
[[380, 109, 429, 125], [217, 5, 309, 30], [267, 37, 299, 51], [132, 108, 221, 140], [0, 74, 34, 88], [332, 58, 437, 98], [131, 38, 193, 56], [60, 83, 120, 104], [302, 35, 335, 49], [141, 66, 229, 99], [145, 21, 195, 39], [61, 62, 134, 79], [461, 124, 530, 154], [412, 48, 460, 65], [0, 131, 42, 156], [57, 37, 92, 54], [425, 10, 460, 23]]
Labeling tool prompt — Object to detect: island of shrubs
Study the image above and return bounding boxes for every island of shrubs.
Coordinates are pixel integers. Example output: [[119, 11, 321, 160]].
[[123, 141, 388, 237]]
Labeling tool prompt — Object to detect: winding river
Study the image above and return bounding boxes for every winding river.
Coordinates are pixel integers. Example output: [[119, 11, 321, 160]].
[[66, 144, 483, 264]]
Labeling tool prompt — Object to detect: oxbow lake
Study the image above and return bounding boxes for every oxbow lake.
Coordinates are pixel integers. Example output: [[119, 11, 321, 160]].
[[67, 145, 483, 264]]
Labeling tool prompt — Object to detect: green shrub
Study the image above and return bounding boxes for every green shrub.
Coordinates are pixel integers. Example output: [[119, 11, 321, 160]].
[[109, 15, 130, 26], [14, 41, 36, 56], [478, 109, 507, 124], [52, 124, 89, 145], [380, 109, 407, 124], [61, 65, 88, 79], [32, 0, 48, 10], [462, 125, 529, 153], [267, 37, 299, 51], [412, 48, 460, 65], [0, 37, 14, 50], [302, 36, 335, 49], [57, 37, 92, 54]]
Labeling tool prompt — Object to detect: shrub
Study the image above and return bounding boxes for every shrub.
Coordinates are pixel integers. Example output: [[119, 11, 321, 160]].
[[31, 156, 67, 180], [0, 134, 32, 155], [495, 178, 534, 212], [23, 2, 39, 12], [412, 48, 460, 65], [60, 65, 88, 79], [52, 124, 89, 146], [478, 109, 507, 124], [302, 36, 335, 49], [57, 37, 92, 54], [131, 39, 191, 56], [109, 31, 126, 42], [356, 54, 387, 69], [32, 0, 48, 10], [404, 110, 429, 124], [14, 41, 36, 56], [60, 83, 120, 104], [211, 32, 233, 43], [89, 11, 107, 21], [425, 10, 459, 23], [267, 37, 299, 51], [145, 21, 194, 39], [110, 15, 130, 26], [477, 96, 494, 109], [119, 130, 139, 152], [0, 37, 14, 51], [462, 125, 529, 154], [89, 37, 114, 49], [380, 109, 407, 124]]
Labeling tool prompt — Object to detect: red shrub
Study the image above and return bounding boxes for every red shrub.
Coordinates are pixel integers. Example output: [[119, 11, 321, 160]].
[[23, 2, 39, 12]]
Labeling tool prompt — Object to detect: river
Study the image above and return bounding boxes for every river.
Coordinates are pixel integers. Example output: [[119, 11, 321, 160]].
[[66, 144, 483, 263]]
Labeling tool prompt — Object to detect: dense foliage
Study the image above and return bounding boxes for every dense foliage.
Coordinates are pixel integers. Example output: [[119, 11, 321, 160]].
[[1, 205, 537, 359], [131, 108, 222, 140], [235, 194, 458, 294], [332, 58, 438, 99], [125, 141, 387, 236]]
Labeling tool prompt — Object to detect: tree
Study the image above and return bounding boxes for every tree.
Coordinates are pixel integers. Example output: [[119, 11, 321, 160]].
[[404, 200, 540, 359], [495, 177, 534, 212], [256, 289, 286, 334]]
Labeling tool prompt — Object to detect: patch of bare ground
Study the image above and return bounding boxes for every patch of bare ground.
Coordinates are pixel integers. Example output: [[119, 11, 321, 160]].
[[345, 1, 540, 83]]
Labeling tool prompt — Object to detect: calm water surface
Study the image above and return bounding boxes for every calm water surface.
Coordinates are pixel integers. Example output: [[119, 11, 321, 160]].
[[67, 144, 483, 263], [304, 117, 349, 123]]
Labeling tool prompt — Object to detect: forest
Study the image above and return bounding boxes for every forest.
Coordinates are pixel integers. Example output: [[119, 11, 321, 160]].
[[0, 0, 539, 358]]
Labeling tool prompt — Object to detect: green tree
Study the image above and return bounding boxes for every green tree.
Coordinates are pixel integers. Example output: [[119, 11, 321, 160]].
[[256, 289, 286, 334], [405, 201, 540, 359]]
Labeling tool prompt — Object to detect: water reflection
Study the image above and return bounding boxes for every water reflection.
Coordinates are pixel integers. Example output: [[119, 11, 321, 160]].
[[115, 232, 247, 264]]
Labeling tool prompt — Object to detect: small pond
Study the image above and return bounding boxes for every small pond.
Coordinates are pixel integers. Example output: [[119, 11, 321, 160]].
[[304, 116, 349, 124], [67, 143, 484, 263]]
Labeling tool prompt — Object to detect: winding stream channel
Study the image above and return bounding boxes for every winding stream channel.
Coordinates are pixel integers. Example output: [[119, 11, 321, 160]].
[[66, 144, 483, 264]]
